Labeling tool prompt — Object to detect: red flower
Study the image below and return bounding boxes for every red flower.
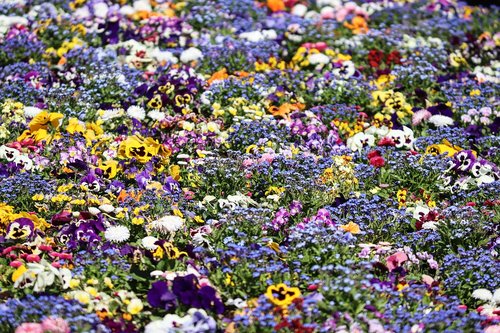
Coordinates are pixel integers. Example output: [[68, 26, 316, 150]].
[[386, 50, 402, 65], [378, 137, 396, 146], [367, 150, 381, 159], [369, 156, 385, 168], [368, 49, 384, 68]]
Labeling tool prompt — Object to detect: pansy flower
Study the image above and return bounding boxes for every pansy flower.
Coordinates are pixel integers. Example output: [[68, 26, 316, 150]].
[[265, 283, 301, 307]]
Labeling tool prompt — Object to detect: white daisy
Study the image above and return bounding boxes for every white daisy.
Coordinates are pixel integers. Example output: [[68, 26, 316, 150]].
[[141, 236, 159, 250], [428, 115, 454, 127], [104, 225, 130, 243], [126, 106, 146, 120], [152, 215, 184, 234], [24, 106, 43, 118], [472, 288, 493, 302], [180, 47, 203, 63], [147, 110, 166, 121]]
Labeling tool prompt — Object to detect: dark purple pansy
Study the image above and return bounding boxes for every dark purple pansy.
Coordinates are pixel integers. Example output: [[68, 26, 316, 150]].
[[147, 281, 177, 310]]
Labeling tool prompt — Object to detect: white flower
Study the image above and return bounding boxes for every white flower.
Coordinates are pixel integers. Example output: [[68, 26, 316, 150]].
[[24, 106, 43, 118], [365, 125, 390, 137], [308, 53, 330, 65], [422, 221, 439, 231], [412, 205, 430, 220], [127, 106, 146, 120], [150, 49, 178, 64], [493, 289, 500, 304], [152, 215, 184, 234], [291, 4, 308, 16], [93, 2, 109, 18], [148, 110, 166, 121], [99, 108, 124, 121], [14, 154, 33, 171], [141, 236, 159, 250], [180, 47, 203, 63], [428, 115, 454, 127], [239, 31, 265, 43], [332, 61, 355, 79], [134, 0, 152, 12], [104, 225, 130, 243], [472, 288, 493, 302], [346, 132, 375, 152], [99, 204, 115, 213], [0, 145, 20, 161], [88, 207, 101, 216], [386, 126, 414, 150]]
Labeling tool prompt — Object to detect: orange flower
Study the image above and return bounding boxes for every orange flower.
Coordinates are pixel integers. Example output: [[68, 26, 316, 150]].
[[344, 16, 369, 35], [267, 0, 285, 12], [207, 68, 229, 85], [340, 222, 361, 234], [268, 102, 304, 119]]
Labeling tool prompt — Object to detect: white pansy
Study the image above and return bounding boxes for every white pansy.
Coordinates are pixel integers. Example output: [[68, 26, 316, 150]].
[[0, 145, 20, 161], [13, 155, 33, 171], [346, 132, 375, 152]]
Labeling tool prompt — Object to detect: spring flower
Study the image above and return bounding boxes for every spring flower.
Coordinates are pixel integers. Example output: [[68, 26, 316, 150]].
[[265, 283, 301, 307], [369, 156, 385, 168], [412, 109, 432, 126], [346, 132, 375, 152], [127, 106, 146, 120], [118, 135, 162, 163], [340, 222, 361, 234], [24, 106, 43, 118], [41, 317, 70, 333], [180, 47, 203, 63], [267, 0, 285, 12], [127, 298, 144, 315], [152, 215, 184, 234], [104, 225, 130, 243], [15, 323, 44, 333], [428, 114, 454, 127], [29, 111, 64, 132], [386, 251, 408, 271]]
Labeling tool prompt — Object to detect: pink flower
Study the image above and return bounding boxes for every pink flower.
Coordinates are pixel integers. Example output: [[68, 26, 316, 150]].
[[485, 325, 500, 333], [386, 251, 408, 271], [259, 153, 275, 164], [10, 260, 23, 268], [412, 109, 432, 126], [242, 159, 254, 167], [15, 323, 44, 333], [41, 317, 70, 333]]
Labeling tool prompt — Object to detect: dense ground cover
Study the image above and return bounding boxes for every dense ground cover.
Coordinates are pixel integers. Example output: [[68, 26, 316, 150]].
[[0, 0, 499, 332]]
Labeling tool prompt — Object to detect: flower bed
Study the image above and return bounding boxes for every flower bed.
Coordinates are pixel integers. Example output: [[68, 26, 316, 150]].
[[0, 0, 499, 332]]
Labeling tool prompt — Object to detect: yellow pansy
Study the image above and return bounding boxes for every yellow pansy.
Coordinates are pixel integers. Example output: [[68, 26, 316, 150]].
[[66, 117, 85, 134], [118, 135, 162, 163], [12, 265, 27, 282], [29, 111, 64, 131], [127, 299, 143, 315], [265, 284, 301, 307]]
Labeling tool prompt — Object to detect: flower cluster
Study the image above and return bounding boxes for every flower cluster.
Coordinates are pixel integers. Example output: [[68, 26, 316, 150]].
[[0, 0, 499, 332]]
